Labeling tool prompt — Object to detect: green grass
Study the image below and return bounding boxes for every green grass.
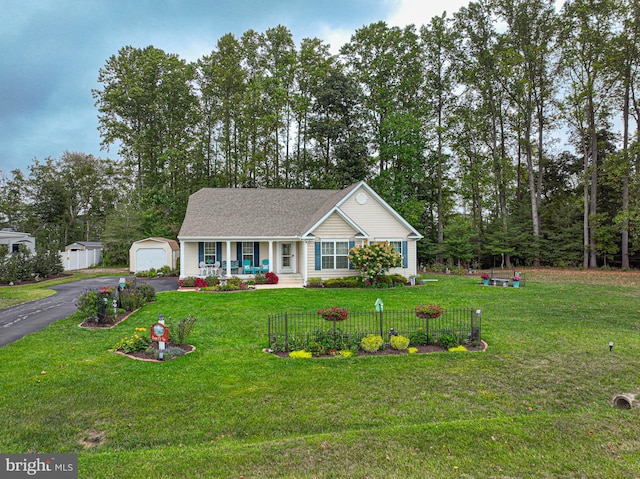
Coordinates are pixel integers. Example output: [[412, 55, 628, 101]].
[[1, 275, 640, 478]]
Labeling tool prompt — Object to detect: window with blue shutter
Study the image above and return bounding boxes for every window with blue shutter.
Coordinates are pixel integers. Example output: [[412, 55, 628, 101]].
[[253, 242, 260, 266], [198, 242, 204, 263], [402, 241, 408, 268], [349, 241, 355, 269]]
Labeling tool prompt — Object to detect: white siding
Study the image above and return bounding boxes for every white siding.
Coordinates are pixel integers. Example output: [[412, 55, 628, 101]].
[[340, 185, 411, 239]]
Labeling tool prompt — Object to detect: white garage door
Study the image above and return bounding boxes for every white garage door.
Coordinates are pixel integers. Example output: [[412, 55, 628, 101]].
[[135, 248, 167, 272]]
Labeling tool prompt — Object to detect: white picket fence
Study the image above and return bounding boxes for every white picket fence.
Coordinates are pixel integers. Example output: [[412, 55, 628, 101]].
[[59, 249, 102, 271]]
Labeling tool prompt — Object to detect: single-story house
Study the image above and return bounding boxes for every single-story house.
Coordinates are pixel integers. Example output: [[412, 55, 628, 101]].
[[177, 181, 423, 285], [129, 237, 180, 273], [0, 228, 36, 254]]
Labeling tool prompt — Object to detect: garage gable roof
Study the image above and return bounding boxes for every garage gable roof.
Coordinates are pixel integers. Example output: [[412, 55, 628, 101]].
[[133, 237, 179, 251]]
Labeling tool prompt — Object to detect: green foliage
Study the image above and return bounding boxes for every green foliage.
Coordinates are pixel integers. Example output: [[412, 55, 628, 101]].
[[117, 289, 145, 312], [408, 328, 432, 346], [360, 334, 384, 352], [323, 276, 360, 288], [437, 331, 459, 349], [75, 289, 100, 320], [348, 242, 402, 285], [306, 277, 324, 288], [132, 282, 157, 302], [180, 277, 197, 287], [166, 315, 197, 345], [390, 334, 410, 350]]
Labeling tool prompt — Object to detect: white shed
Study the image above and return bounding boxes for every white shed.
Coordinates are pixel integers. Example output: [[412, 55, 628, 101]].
[[129, 237, 179, 273]]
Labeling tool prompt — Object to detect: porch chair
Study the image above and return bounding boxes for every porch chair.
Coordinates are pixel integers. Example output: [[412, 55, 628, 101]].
[[258, 259, 269, 273], [242, 259, 255, 275], [212, 261, 220, 275], [199, 261, 207, 275]]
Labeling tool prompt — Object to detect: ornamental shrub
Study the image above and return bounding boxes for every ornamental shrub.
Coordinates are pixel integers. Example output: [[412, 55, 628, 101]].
[[265, 272, 279, 284], [437, 332, 459, 349], [360, 334, 384, 352], [166, 315, 197, 345], [179, 277, 197, 287], [348, 242, 402, 285], [390, 335, 410, 350], [133, 282, 156, 302]]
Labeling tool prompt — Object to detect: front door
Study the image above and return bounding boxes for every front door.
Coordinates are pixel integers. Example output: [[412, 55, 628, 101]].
[[280, 242, 294, 273]]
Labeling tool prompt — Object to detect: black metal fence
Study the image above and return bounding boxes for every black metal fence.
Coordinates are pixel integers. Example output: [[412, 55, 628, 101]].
[[268, 309, 482, 352]]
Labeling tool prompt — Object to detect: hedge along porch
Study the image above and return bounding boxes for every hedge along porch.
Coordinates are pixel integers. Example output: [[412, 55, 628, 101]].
[[177, 181, 423, 284]]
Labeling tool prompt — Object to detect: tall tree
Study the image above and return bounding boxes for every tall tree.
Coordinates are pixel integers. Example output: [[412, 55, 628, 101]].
[[559, 0, 620, 268], [492, 0, 558, 266], [420, 12, 460, 257]]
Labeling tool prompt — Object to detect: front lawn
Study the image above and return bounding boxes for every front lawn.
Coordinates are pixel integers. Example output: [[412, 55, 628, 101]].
[[0, 273, 639, 478]]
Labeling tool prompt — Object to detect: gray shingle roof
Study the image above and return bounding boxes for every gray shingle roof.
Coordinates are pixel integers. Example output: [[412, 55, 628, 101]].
[[178, 184, 359, 238]]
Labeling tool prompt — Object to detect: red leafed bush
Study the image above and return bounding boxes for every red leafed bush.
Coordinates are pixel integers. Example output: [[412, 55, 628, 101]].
[[265, 272, 279, 284]]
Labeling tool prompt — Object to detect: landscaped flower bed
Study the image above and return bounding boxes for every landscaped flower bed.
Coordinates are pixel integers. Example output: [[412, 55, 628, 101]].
[[268, 306, 483, 357]]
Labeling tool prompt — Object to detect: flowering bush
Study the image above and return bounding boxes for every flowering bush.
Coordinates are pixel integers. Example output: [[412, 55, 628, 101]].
[[318, 307, 349, 321], [265, 272, 279, 284], [348, 242, 402, 285], [512, 275, 520, 281], [480, 273, 490, 280], [414, 304, 444, 319], [113, 328, 149, 353]]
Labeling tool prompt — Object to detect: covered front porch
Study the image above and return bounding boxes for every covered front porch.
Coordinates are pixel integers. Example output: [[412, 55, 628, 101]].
[[179, 238, 306, 280]]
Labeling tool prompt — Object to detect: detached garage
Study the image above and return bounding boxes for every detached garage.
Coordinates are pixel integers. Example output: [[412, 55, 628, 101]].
[[129, 237, 179, 273]]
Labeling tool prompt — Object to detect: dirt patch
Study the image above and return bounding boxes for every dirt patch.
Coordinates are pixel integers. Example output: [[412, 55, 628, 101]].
[[78, 430, 106, 449], [516, 268, 640, 286]]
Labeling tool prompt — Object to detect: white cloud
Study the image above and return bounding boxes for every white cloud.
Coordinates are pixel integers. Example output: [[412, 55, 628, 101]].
[[385, 0, 468, 28]]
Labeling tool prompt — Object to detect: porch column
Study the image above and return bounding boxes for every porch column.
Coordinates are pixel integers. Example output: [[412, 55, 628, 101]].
[[226, 240, 232, 276], [302, 240, 308, 285], [179, 240, 185, 278], [268, 240, 273, 272]]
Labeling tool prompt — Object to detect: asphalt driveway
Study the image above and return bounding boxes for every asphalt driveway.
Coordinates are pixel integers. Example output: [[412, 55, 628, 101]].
[[0, 276, 178, 348]]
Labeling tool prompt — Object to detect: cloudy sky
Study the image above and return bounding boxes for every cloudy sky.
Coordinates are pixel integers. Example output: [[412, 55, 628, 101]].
[[2, 0, 565, 176], [0, 0, 482, 174]]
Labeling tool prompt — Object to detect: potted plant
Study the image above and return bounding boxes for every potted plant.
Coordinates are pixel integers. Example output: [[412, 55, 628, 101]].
[[318, 307, 349, 322], [512, 275, 521, 288], [414, 304, 444, 319], [480, 273, 490, 286]]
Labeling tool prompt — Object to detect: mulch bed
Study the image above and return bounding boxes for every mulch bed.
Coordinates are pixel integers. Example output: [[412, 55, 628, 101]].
[[79, 309, 139, 329], [113, 343, 195, 362], [268, 341, 487, 358]]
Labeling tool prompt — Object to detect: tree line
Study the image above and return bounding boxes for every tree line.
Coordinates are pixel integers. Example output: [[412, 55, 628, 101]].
[[2, 0, 640, 269]]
